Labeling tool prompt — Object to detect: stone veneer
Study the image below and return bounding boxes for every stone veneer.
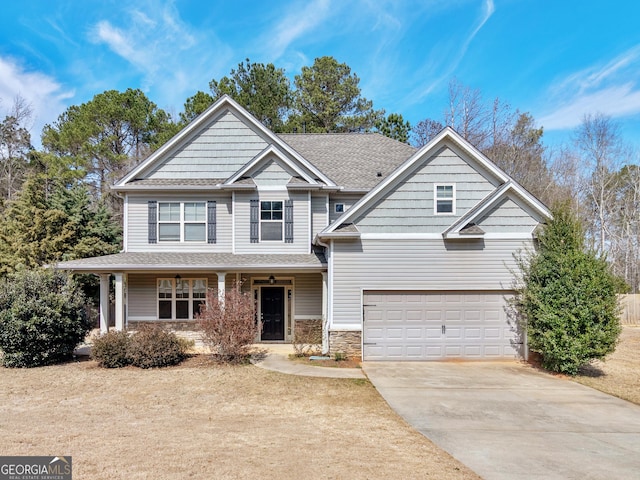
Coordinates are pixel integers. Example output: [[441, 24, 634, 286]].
[[329, 330, 362, 359]]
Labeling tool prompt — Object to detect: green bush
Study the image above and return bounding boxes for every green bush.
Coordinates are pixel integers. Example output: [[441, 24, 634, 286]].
[[516, 207, 622, 375], [126, 325, 190, 369], [91, 330, 132, 368], [0, 269, 91, 368]]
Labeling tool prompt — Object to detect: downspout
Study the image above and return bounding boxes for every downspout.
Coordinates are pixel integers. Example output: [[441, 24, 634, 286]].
[[314, 234, 331, 354]]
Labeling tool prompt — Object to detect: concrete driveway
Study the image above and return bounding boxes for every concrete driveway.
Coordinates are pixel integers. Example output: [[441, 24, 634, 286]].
[[363, 361, 640, 480]]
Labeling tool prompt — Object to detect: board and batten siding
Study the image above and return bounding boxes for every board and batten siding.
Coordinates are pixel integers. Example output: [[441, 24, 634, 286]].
[[330, 238, 532, 328], [354, 147, 499, 233], [126, 193, 232, 252], [128, 273, 217, 320], [234, 190, 310, 253], [145, 111, 269, 180]]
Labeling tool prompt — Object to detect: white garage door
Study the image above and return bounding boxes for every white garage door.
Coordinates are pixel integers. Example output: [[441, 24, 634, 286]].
[[363, 291, 520, 361]]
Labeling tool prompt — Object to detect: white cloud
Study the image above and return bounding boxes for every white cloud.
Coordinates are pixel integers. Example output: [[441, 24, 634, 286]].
[[539, 45, 640, 130], [262, 0, 333, 60], [91, 1, 230, 110], [407, 0, 495, 102], [0, 56, 74, 146]]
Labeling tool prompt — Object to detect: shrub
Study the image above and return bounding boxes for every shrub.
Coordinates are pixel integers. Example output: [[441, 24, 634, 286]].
[[126, 324, 190, 369], [515, 207, 622, 375], [91, 330, 132, 368], [0, 269, 91, 367], [196, 283, 258, 363], [292, 321, 322, 357]]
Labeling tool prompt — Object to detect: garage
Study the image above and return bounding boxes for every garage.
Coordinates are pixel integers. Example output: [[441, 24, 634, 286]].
[[363, 291, 521, 361]]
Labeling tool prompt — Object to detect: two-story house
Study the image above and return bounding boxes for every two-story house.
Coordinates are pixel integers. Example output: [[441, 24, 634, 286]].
[[57, 95, 550, 360]]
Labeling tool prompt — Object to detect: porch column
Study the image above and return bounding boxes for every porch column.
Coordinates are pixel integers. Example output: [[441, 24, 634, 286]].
[[321, 272, 329, 354], [99, 273, 110, 334], [114, 272, 125, 331], [217, 272, 226, 304]]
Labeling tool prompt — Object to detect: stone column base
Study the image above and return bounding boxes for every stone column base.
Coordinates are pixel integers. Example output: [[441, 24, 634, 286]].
[[328, 330, 362, 359]]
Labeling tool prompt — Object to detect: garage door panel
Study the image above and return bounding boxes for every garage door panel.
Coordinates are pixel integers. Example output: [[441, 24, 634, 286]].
[[363, 290, 519, 361]]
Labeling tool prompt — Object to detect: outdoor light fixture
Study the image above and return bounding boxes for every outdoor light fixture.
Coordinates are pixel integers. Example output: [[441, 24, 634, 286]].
[[268, 275, 275, 285], [175, 274, 181, 281]]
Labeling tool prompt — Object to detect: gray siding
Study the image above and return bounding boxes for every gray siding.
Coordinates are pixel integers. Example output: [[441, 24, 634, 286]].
[[311, 194, 328, 237], [354, 147, 498, 233], [126, 193, 232, 252], [234, 190, 310, 253], [251, 158, 294, 187], [330, 238, 532, 328], [477, 197, 540, 233], [294, 272, 323, 317], [329, 194, 363, 224], [128, 273, 217, 320], [145, 111, 268, 180]]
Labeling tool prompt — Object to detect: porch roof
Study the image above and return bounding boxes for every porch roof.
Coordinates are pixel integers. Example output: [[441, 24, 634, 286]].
[[54, 251, 327, 273]]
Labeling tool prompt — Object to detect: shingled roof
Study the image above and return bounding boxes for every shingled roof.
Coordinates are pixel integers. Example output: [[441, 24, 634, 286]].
[[279, 133, 416, 190]]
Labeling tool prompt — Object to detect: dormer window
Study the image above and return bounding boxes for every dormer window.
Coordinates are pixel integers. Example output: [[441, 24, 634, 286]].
[[260, 201, 283, 241], [435, 184, 455, 215]]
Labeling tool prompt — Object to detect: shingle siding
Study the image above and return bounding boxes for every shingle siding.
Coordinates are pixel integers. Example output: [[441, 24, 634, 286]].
[[145, 111, 268, 180], [354, 147, 499, 233]]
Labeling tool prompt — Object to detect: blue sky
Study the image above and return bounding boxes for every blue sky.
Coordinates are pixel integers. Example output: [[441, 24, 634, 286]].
[[2, 0, 640, 151]]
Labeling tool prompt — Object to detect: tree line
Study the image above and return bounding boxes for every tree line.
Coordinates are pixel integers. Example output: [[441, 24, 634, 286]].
[[0, 56, 638, 292]]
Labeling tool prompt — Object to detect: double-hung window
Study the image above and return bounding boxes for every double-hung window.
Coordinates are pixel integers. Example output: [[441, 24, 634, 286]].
[[434, 184, 455, 215], [158, 278, 207, 320], [260, 201, 283, 241], [158, 202, 206, 242]]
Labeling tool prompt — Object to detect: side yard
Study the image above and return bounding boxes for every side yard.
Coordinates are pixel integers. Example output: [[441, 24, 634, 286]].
[[0, 358, 479, 480], [573, 326, 640, 405]]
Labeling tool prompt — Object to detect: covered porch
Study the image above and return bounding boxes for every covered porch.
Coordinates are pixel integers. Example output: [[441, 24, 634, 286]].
[[55, 252, 328, 345]]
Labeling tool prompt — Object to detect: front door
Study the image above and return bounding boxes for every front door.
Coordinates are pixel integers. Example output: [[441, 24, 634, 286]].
[[261, 287, 285, 341]]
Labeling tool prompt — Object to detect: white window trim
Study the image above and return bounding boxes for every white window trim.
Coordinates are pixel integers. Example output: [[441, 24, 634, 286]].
[[260, 200, 284, 242], [434, 183, 456, 215], [157, 278, 207, 320], [158, 201, 207, 243]]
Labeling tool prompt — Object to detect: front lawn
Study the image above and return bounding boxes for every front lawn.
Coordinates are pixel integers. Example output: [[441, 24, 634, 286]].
[[0, 357, 479, 479], [573, 326, 640, 405]]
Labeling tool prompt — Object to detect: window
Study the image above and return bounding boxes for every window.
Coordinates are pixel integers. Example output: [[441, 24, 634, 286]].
[[335, 203, 344, 213], [260, 201, 283, 241], [158, 278, 207, 320], [435, 184, 455, 214], [158, 202, 206, 242]]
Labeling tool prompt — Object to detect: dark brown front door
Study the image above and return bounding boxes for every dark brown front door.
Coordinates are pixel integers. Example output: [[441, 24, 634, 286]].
[[261, 287, 285, 341]]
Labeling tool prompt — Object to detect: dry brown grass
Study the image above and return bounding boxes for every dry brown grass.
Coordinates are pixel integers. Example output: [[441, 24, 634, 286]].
[[0, 357, 479, 480], [573, 326, 640, 404]]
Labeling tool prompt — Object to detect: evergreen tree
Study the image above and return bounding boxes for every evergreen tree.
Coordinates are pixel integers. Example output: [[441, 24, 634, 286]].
[[375, 113, 411, 143], [516, 207, 622, 375]]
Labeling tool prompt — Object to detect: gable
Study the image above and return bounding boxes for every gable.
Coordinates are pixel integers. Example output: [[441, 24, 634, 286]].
[[319, 127, 551, 240], [352, 146, 500, 233], [250, 158, 296, 187], [143, 110, 269, 180], [475, 196, 542, 234]]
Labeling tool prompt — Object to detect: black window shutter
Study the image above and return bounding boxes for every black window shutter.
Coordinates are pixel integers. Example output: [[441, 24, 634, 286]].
[[207, 201, 217, 244], [148, 201, 157, 244], [250, 199, 259, 243], [284, 199, 294, 243]]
